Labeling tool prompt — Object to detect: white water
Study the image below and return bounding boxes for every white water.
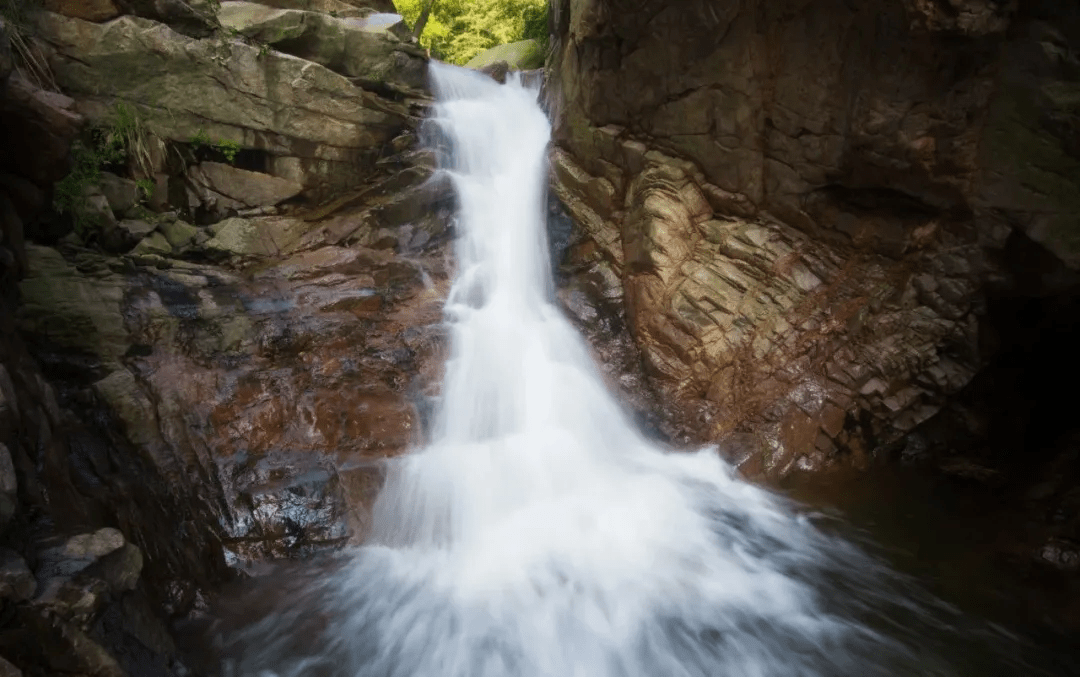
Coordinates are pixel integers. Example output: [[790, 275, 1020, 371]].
[[216, 64, 1039, 677]]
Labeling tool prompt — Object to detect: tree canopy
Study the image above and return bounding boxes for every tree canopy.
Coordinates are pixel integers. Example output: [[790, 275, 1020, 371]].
[[395, 0, 548, 66]]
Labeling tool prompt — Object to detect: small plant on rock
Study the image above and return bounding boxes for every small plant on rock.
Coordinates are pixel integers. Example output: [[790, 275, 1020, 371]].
[[190, 130, 241, 164]]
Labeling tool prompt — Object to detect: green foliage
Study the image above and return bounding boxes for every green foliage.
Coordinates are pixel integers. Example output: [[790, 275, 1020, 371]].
[[53, 130, 125, 235], [107, 101, 158, 178], [396, 0, 548, 65], [190, 130, 241, 164], [136, 178, 156, 202], [54, 102, 165, 234], [1, 0, 57, 90]]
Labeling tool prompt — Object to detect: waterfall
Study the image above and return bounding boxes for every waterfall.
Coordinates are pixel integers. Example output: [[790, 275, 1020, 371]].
[[217, 63, 1050, 677]]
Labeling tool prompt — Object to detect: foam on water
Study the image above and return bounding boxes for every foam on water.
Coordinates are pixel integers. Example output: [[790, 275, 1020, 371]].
[[216, 63, 1053, 677]]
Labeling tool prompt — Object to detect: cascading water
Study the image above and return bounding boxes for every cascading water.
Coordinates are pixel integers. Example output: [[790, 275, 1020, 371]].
[[215, 64, 1064, 677]]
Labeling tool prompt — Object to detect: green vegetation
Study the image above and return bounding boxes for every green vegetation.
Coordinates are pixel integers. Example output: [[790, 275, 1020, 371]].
[[191, 130, 241, 163], [1, 0, 57, 90], [54, 103, 163, 234], [53, 131, 126, 235], [396, 0, 548, 66]]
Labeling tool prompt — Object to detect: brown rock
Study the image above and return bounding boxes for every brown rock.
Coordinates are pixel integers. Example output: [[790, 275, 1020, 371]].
[[43, 0, 120, 22]]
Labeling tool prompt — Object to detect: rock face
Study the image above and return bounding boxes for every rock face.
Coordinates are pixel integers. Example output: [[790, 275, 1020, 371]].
[[548, 0, 1080, 477], [218, 2, 426, 93], [37, 11, 427, 200], [0, 0, 443, 672]]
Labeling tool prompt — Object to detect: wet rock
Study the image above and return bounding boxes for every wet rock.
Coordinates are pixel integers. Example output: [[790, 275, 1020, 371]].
[[42, 0, 120, 22], [1040, 538, 1080, 571], [479, 60, 510, 84], [17, 245, 130, 371], [0, 548, 36, 601], [189, 162, 303, 209], [553, 147, 980, 476]]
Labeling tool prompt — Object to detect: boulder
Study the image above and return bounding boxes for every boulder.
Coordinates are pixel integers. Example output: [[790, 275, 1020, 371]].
[[204, 216, 312, 257], [130, 231, 172, 256], [465, 39, 544, 71], [158, 218, 199, 249], [189, 162, 303, 208], [218, 2, 425, 91], [0, 548, 35, 601], [98, 172, 141, 214], [0, 73, 83, 185], [0, 655, 21, 677], [42, 0, 120, 22]]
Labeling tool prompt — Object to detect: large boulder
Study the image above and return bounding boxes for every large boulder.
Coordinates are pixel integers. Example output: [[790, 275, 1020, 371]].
[[37, 12, 425, 199], [188, 162, 304, 208]]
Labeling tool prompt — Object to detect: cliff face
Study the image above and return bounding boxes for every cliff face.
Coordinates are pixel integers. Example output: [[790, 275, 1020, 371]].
[[548, 0, 1080, 477]]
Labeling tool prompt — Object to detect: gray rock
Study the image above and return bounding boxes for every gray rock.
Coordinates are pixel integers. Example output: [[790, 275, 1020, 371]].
[[63, 527, 125, 559], [116, 218, 156, 240], [39, 12, 417, 199], [189, 162, 303, 208], [98, 172, 141, 214], [159, 218, 199, 249], [0, 655, 21, 677], [130, 231, 173, 257], [0, 548, 36, 601]]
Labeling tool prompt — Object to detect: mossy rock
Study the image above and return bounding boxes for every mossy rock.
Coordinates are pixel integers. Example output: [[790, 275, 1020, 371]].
[[464, 39, 544, 71]]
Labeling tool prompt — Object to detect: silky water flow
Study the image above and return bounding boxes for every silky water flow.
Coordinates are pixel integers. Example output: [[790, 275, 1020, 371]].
[[214, 63, 1060, 677]]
